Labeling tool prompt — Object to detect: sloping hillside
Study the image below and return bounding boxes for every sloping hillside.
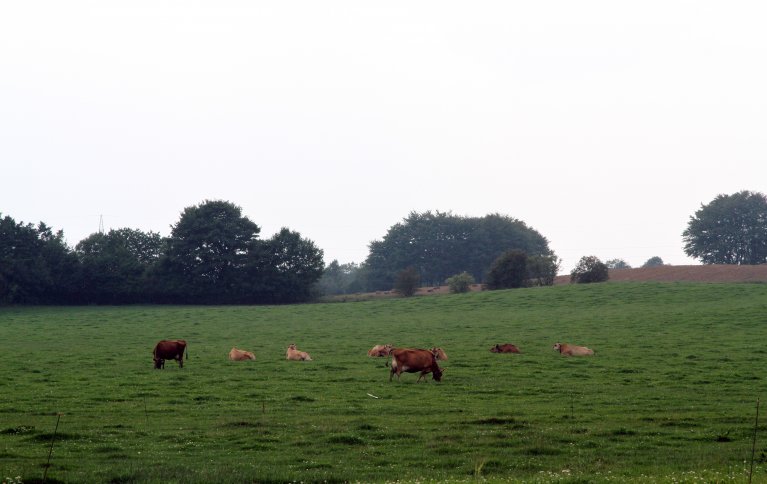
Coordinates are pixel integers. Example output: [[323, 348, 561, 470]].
[[554, 264, 767, 284]]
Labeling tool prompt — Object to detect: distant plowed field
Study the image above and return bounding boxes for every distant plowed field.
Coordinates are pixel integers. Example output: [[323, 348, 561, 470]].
[[554, 264, 767, 285]]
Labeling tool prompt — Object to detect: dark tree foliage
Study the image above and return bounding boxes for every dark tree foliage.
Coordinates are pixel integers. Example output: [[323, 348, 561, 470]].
[[364, 211, 553, 291], [641, 256, 664, 268], [158, 200, 262, 303], [527, 254, 561, 286], [0, 214, 79, 304], [76, 228, 163, 304], [570, 256, 609, 284], [1, 203, 325, 305], [256, 228, 325, 303], [157, 201, 323, 304], [486, 250, 528, 289], [606, 258, 631, 269], [683, 191, 767, 265], [394, 266, 421, 297]]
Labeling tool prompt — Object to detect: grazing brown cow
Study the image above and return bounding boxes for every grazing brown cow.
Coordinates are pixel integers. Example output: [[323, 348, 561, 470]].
[[367, 344, 393, 357], [286, 343, 312, 361], [229, 347, 256, 361], [390, 348, 443, 382], [153, 339, 188, 369], [553, 342, 594, 356], [430, 347, 448, 360], [490, 343, 521, 354]]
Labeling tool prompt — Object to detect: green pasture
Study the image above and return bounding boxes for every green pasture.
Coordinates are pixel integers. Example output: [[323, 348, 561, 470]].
[[1, 282, 767, 483]]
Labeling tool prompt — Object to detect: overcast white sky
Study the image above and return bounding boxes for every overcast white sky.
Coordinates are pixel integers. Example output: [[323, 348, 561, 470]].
[[2, 1, 765, 274]]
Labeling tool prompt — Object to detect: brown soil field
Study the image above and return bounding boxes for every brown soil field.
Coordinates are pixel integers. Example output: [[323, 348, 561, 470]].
[[553, 264, 767, 285]]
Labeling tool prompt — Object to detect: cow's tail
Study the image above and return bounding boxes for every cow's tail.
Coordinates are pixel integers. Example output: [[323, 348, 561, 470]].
[[185, 346, 189, 360]]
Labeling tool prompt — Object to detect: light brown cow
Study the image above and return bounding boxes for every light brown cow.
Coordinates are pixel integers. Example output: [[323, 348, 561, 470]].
[[286, 343, 312, 361], [490, 343, 521, 354], [430, 347, 448, 360], [553, 342, 594, 356], [368, 344, 393, 357], [390, 348, 443, 382], [229, 347, 256, 361]]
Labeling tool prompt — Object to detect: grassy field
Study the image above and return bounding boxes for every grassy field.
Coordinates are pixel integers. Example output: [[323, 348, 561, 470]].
[[2, 282, 767, 483]]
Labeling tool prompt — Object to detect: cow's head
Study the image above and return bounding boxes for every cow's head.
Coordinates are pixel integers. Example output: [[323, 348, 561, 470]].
[[552, 343, 562, 352], [431, 347, 448, 360], [432, 366, 444, 382], [153, 358, 164, 369], [490, 344, 501, 353]]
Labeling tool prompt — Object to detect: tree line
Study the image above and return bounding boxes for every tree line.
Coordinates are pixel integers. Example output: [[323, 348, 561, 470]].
[[3, 190, 766, 304], [0, 200, 323, 305], [320, 211, 559, 295]]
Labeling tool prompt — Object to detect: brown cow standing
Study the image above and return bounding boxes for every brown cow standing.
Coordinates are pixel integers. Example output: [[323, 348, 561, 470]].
[[286, 343, 312, 361], [153, 339, 188, 369], [229, 347, 256, 361], [553, 342, 594, 356], [367, 344, 393, 357], [490, 343, 521, 354], [389, 348, 443, 382]]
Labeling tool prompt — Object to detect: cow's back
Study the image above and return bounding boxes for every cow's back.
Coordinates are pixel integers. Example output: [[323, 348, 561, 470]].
[[154, 339, 186, 358], [391, 348, 434, 370]]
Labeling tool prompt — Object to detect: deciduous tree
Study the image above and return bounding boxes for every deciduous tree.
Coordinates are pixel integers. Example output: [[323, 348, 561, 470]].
[[486, 250, 528, 289], [641, 256, 664, 268], [570, 256, 609, 284], [364, 211, 553, 291], [394, 266, 420, 297], [682, 191, 767, 265]]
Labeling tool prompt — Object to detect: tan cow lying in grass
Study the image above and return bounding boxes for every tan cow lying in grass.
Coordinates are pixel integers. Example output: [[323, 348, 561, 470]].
[[286, 343, 312, 361], [367, 344, 393, 357], [228, 347, 256, 361], [553, 342, 594, 356]]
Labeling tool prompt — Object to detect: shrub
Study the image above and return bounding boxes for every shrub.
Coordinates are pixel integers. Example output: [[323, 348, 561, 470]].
[[445, 272, 475, 293], [486, 250, 528, 290], [527, 254, 561, 286], [393, 267, 420, 297], [570, 256, 609, 284], [642, 256, 664, 268], [606, 258, 631, 269]]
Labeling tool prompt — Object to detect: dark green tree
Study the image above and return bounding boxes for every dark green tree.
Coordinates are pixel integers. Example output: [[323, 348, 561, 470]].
[[641, 256, 664, 268], [682, 191, 767, 265], [527, 254, 561, 286], [257, 228, 324, 303], [76, 228, 163, 303], [570, 256, 609, 284], [364, 211, 553, 291], [486, 250, 528, 289], [159, 200, 261, 303], [394, 266, 420, 297], [0, 214, 79, 304]]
